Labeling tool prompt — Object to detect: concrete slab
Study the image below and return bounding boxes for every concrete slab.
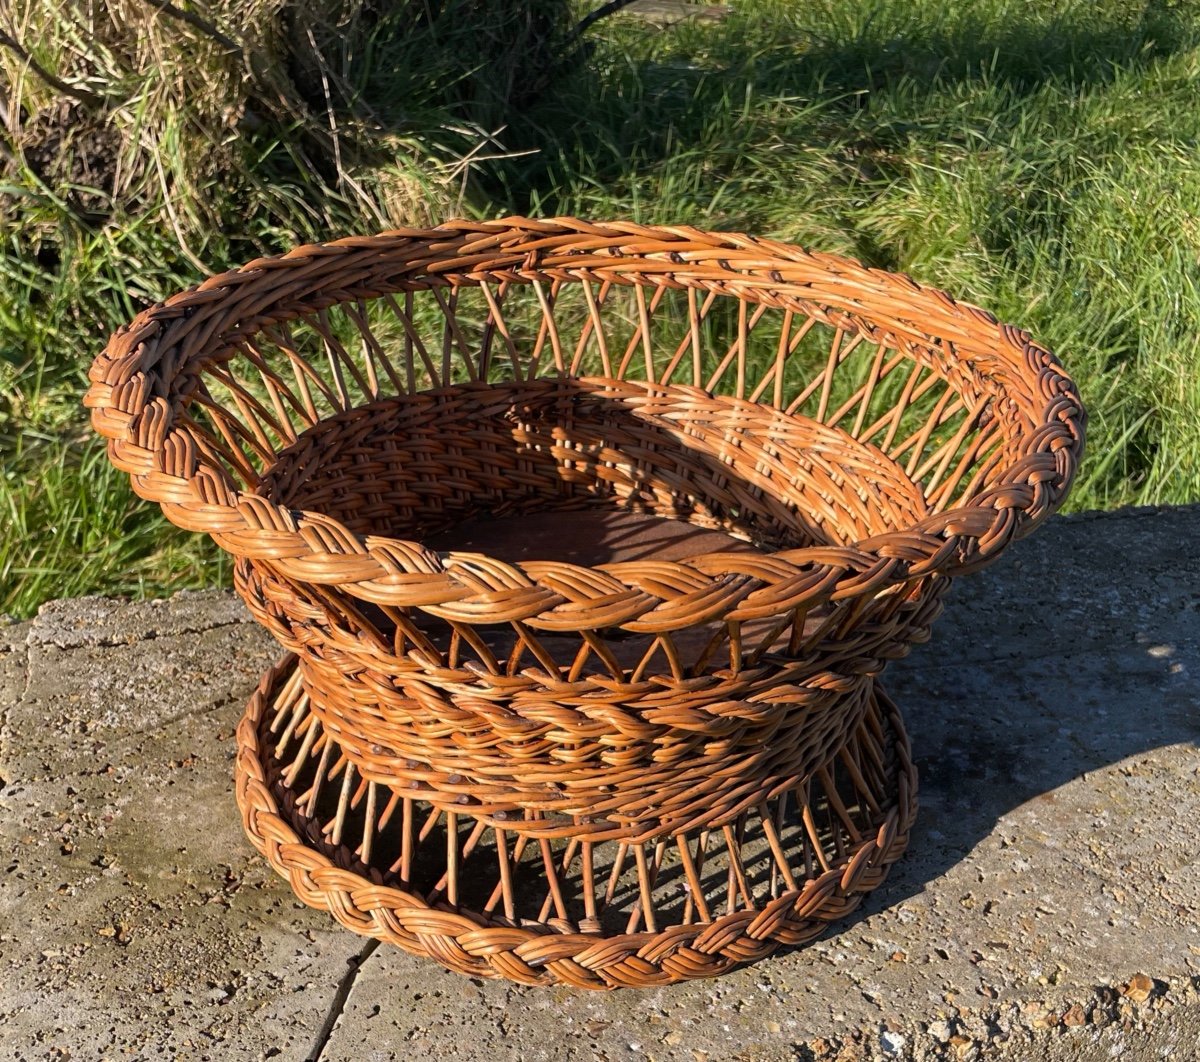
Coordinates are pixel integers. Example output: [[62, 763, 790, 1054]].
[[1, 507, 1199, 1061], [0, 594, 359, 1061]]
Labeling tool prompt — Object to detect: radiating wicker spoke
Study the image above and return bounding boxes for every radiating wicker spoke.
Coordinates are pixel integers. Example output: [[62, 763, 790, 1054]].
[[705, 301, 768, 396], [246, 662, 909, 936], [313, 308, 376, 406], [574, 279, 613, 376], [658, 286, 718, 387], [479, 281, 524, 382], [617, 284, 667, 381], [528, 279, 565, 377], [269, 321, 346, 416]]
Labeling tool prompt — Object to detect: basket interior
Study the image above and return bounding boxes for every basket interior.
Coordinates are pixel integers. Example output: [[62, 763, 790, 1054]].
[[182, 274, 1011, 537], [194, 273, 989, 682], [256, 376, 931, 555]]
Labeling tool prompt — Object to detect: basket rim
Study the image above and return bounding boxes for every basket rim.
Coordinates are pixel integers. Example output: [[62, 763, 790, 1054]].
[[84, 216, 1086, 624]]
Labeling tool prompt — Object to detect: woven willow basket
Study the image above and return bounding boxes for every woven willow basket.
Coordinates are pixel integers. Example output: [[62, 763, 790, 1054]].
[[87, 218, 1084, 989]]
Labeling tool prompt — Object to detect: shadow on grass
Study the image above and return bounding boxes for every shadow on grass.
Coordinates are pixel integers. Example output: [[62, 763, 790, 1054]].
[[286, 0, 1198, 228], [465, 0, 1199, 238]]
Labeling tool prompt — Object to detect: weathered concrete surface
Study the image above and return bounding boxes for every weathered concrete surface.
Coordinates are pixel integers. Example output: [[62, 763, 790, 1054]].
[[0, 594, 357, 1061], [1, 507, 1199, 1061]]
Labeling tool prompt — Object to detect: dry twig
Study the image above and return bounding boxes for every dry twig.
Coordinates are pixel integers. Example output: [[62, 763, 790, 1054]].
[[0, 26, 105, 108]]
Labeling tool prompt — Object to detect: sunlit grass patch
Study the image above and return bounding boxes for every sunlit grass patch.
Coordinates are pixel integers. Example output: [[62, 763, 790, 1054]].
[[3, 0, 1200, 615]]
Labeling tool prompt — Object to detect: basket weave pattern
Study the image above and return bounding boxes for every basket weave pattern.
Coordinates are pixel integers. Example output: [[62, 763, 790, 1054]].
[[236, 374, 941, 838], [87, 217, 1084, 986], [236, 655, 917, 989]]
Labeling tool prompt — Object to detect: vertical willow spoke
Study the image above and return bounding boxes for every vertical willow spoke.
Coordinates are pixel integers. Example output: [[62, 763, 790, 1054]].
[[603, 842, 630, 910], [815, 328, 846, 424], [575, 279, 613, 376], [185, 391, 267, 483], [748, 312, 818, 405], [237, 339, 308, 441], [722, 821, 754, 913], [899, 389, 959, 476], [705, 303, 769, 394], [801, 799, 833, 875], [479, 281, 523, 381], [537, 837, 575, 923], [850, 343, 892, 438], [758, 800, 797, 897], [627, 841, 659, 933], [877, 362, 925, 453], [617, 284, 667, 380], [529, 278, 566, 376], [930, 423, 1001, 512], [345, 299, 409, 395], [823, 344, 896, 430], [677, 832, 711, 924], [580, 842, 599, 927], [784, 327, 865, 417], [282, 704, 320, 790], [383, 292, 441, 388], [271, 679, 308, 748], [636, 283, 655, 383], [206, 365, 289, 458], [735, 298, 748, 398], [912, 401, 976, 487], [491, 828, 516, 921], [440, 287, 457, 383], [430, 286, 478, 378], [330, 760, 356, 847], [314, 308, 376, 403], [689, 285, 704, 387], [658, 287, 719, 386], [263, 322, 344, 418]]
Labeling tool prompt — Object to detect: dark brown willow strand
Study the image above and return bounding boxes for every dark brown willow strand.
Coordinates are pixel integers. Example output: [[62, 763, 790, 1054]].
[[86, 217, 1085, 624]]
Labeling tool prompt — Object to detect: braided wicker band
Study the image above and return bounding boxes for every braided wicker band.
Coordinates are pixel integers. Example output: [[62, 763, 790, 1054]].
[[237, 655, 916, 990], [86, 217, 1084, 985]]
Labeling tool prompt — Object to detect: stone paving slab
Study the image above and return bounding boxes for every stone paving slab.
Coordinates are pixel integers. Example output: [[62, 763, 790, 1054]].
[[0, 594, 357, 1061], [1, 507, 1199, 1061]]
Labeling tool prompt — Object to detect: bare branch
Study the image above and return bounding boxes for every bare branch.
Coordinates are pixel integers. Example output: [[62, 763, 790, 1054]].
[[0, 27, 105, 109], [565, 0, 643, 48], [140, 0, 241, 55]]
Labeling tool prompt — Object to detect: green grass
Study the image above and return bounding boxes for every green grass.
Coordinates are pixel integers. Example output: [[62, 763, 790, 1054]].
[[3, 0, 1200, 617]]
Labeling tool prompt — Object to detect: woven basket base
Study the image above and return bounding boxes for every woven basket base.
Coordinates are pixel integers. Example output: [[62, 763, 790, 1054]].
[[235, 655, 917, 989]]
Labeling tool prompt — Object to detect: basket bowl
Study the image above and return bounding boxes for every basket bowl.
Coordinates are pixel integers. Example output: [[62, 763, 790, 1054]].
[[86, 218, 1084, 984], [235, 373, 945, 838]]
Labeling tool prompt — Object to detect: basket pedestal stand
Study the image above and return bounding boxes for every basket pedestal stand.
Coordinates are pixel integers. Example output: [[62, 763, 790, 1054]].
[[230, 507, 927, 989], [236, 655, 916, 990]]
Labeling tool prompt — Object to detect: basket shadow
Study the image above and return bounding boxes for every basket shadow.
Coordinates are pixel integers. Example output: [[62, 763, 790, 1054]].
[[805, 505, 1200, 941]]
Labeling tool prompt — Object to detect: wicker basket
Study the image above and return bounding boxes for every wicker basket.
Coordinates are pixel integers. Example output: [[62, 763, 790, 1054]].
[[87, 218, 1084, 988]]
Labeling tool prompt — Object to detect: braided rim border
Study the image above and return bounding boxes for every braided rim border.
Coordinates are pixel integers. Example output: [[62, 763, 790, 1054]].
[[234, 654, 918, 989], [86, 217, 1085, 626]]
